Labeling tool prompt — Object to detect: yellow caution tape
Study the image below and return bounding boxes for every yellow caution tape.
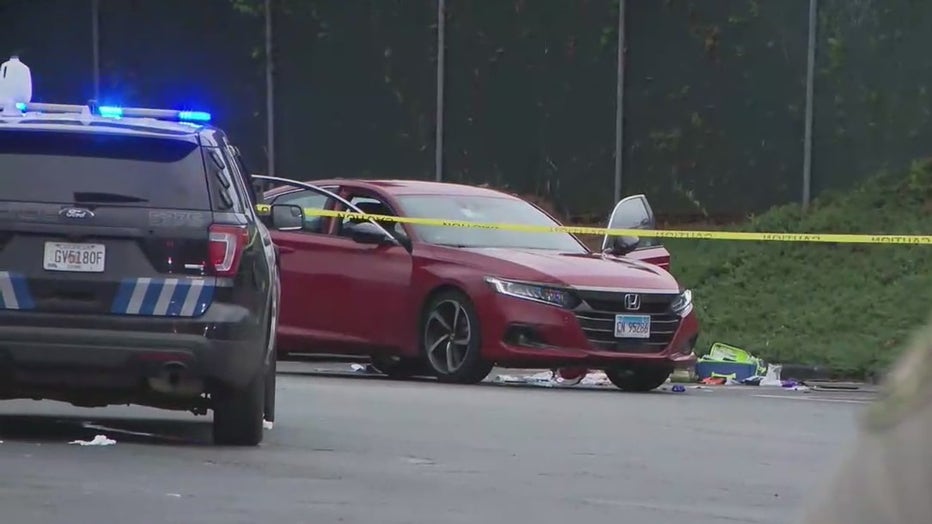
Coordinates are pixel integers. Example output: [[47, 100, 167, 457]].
[[254, 204, 932, 245]]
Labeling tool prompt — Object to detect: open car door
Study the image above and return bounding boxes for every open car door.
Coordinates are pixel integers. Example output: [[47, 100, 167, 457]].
[[601, 194, 671, 272]]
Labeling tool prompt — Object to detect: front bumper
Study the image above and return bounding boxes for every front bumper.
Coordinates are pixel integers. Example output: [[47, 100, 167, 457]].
[[476, 293, 699, 369], [0, 302, 266, 394]]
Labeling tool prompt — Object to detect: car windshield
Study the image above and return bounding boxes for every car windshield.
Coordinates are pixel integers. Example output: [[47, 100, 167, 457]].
[[396, 194, 587, 252]]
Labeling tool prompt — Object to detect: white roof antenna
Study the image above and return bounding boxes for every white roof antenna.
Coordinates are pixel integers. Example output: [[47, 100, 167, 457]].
[[0, 56, 33, 117]]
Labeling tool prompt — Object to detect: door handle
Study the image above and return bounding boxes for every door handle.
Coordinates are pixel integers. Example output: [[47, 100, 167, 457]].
[[276, 245, 295, 254]]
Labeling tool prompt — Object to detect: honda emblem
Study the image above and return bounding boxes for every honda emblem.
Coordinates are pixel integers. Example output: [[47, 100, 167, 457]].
[[624, 293, 641, 311]]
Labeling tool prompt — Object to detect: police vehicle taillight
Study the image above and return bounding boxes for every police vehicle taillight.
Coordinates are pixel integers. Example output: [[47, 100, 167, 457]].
[[208, 224, 249, 277]]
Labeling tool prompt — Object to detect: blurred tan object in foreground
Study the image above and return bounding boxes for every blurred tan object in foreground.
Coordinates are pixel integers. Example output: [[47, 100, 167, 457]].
[[799, 315, 932, 524]]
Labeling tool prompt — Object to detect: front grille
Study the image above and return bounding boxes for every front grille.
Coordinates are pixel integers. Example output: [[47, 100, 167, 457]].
[[573, 291, 681, 353], [576, 290, 678, 314]]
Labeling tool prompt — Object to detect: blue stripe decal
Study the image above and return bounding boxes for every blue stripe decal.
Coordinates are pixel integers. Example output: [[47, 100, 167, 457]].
[[111, 279, 135, 314], [138, 282, 164, 316], [194, 282, 215, 316], [10, 274, 35, 310], [0, 271, 35, 311], [166, 281, 192, 316], [110, 277, 215, 317]]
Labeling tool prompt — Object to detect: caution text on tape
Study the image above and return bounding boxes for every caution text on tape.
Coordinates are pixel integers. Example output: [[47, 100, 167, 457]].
[[254, 204, 932, 245]]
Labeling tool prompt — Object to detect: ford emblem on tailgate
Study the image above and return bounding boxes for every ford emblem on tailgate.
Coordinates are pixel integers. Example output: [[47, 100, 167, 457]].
[[59, 207, 95, 219]]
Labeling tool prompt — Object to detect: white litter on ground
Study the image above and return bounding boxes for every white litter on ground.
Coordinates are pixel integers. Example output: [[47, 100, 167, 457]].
[[493, 371, 555, 387], [263, 420, 274, 430], [493, 370, 613, 388], [69, 434, 116, 446], [579, 371, 612, 386], [761, 364, 784, 386]]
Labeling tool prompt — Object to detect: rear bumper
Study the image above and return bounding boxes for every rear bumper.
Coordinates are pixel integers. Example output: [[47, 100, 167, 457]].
[[0, 302, 267, 395], [477, 294, 700, 369]]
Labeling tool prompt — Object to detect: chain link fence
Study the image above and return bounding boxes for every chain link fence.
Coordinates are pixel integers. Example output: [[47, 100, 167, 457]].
[[1, 0, 928, 221]]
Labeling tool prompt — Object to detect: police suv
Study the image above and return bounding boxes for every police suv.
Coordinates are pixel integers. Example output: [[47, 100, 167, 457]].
[[0, 57, 299, 446]]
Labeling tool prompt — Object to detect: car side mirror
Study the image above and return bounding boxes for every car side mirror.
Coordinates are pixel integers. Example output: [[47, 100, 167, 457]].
[[269, 204, 304, 231], [606, 235, 640, 256], [350, 222, 394, 246]]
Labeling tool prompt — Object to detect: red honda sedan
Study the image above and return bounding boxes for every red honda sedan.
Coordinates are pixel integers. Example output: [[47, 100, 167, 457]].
[[262, 179, 698, 391]]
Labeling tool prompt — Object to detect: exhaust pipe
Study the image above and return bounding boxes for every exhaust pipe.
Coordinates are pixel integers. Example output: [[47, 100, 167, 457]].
[[147, 361, 203, 396]]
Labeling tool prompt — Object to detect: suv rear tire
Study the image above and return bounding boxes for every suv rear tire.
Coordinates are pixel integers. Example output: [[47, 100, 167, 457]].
[[212, 371, 265, 446], [264, 349, 277, 423], [604, 365, 673, 392]]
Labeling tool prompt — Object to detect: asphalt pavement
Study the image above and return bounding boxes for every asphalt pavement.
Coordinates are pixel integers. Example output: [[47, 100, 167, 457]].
[[0, 363, 872, 524]]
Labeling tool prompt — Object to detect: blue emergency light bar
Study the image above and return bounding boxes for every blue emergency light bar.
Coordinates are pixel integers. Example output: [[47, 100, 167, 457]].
[[11, 102, 212, 123]]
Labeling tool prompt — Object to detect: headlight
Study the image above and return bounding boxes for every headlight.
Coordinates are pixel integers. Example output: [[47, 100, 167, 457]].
[[671, 289, 693, 315], [485, 277, 577, 308]]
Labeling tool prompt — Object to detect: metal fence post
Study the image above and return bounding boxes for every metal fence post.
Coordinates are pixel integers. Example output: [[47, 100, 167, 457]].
[[434, 0, 446, 182], [613, 0, 626, 204], [265, 0, 276, 177], [802, 0, 819, 210], [91, 0, 100, 99]]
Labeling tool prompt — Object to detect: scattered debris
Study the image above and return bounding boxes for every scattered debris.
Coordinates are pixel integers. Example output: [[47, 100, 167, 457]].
[[69, 434, 116, 446], [580, 371, 612, 386], [496, 371, 557, 387], [263, 420, 274, 430], [696, 343, 768, 383], [671, 385, 686, 393], [493, 369, 616, 388], [350, 363, 377, 374]]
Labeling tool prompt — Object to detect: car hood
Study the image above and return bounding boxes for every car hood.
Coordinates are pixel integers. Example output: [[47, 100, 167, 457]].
[[460, 247, 680, 291]]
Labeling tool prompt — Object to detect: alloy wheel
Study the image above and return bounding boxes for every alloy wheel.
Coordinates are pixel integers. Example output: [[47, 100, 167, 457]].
[[424, 299, 473, 374]]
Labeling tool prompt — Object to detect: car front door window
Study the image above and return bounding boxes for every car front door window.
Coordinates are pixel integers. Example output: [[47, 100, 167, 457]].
[[337, 195, 407, 241], [273, 190, 333, 234]]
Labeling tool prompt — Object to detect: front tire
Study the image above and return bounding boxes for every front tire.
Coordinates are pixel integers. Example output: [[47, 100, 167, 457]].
[[604, 365, 673, 392], [421, 290, 492, 384]]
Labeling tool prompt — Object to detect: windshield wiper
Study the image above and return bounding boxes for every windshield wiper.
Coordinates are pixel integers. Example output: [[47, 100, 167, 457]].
[[73, 191, 149, 204]]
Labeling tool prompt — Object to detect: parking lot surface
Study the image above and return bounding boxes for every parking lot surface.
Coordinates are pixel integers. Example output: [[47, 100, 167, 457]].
[[0, 365, 868, 524]]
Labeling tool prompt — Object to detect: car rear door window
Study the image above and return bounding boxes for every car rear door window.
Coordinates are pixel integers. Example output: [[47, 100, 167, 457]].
[[0, 130, 210, 210]]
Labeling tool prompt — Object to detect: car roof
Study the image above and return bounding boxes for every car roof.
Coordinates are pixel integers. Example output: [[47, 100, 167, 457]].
[[0, 112, 213, 143], [271, 178, 521, 199]]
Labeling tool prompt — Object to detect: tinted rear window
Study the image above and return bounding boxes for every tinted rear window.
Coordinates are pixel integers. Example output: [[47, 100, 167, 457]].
[[0, 130, 210, 210]]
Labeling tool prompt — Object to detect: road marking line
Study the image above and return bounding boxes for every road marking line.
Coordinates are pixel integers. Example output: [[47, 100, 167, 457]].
[[752, 394, 872, 404]]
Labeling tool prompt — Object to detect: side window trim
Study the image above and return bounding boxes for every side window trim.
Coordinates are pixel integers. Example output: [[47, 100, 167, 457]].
[[205, 146, 244, 213], [223, 145, 258, 221]]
